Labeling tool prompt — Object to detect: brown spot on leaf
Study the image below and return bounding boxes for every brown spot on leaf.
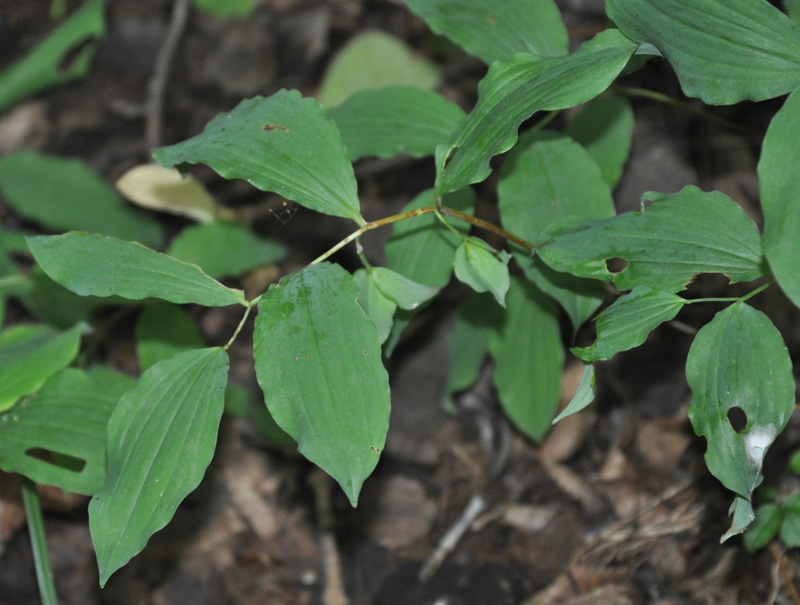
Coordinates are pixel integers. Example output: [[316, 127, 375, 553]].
[[262, 123, 289, 132]]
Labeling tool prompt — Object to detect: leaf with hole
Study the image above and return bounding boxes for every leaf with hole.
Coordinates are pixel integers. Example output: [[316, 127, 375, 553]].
[[606, 0, 800, 104], [403, 0, 568, 62], [27, 232, 246, 307], [572, 287, 686, 362], [537, 186, 766, 292], [253, 263, 390, 506], [89, 347, 229, 586], [435, 29, 637, 196], [687, 303, 794, 540], [0, 323, 83, 412], [0, 0, 105, 113], [153, 90, 364, 225], [329, 87, 465, 161], [0, 368, 134, 494]]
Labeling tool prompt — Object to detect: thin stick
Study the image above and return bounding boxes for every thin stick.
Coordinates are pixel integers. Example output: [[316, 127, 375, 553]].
[[769, 542, 800, 605], [309, 470, 349, 605], [21, 478, 59, 605], [146, 0, 191, 148]]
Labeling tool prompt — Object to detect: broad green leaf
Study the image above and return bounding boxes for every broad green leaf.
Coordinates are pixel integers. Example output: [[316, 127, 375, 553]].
[[759, 88, 800, 309], [537, 186, 766, 292], [403, 0, 567, 62], [606, 0, 800, 104], [153, 90, 364, 225], [453, 237, 511, 307], [27, 233, 246, 307], [446, 294, 499, 398], [565, 97, 634, 188], [115, 164, 217, 224], [687, 303, 794, 540], [193, 0, 254, 18], [0, 0, 105, 113], [490, 277, 563, 441], [788, 0, 800, 25], [0, 152, 162, 248], [166, 222, 287, 280], [370, 267, 440, 310], [0, 368, 133, 495], [318, 32, 440, 108], [89, 348, 229, 586], [253, 263, 390, 506], [353, 269, 396, 345], [0, 323, 83, 412], [136, 302, 205, 372], [780, 493, 800, 547], [743, 503, 782, 552], [385, 188, 474, 287], [498, 130, 615, 329], [436, 29, 637, 196], [572, 287, 685, 362], [328, 87, 465, 161], [552, 364, 595, 424]]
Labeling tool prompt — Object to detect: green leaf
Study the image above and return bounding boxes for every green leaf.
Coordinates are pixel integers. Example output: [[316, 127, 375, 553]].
[[572, 287, 685, 362], [606, 0, 800, 104], [318, 31, 441, 108], [166, 222, 287, 280], [385, 188, 474, 287], [153, 90, 364, 225], [537, 186, 766, 292], [370, 267, 440, 310], [253, 263, 390, 506], [743, 503, 782, 552], [446, 294, 499, 398], [0, 368, 133, 495], [136, 302, 205, 372], [435, 29, 637, 196], [453, 237, 510, 307], [498, 130, 615, 329], [789, 450, 800, 475], [565, 97, 634, 188], [687, 303, 794, 540], [403, 0, 567, 62], [0, 0, 105, 113], [788, 0, 800, 25], [193, 0, 254, 18], [89, 348, 229, 586], [27, 232, 246, 307], [490, 277, 563, 441], [328, 86, 465, 161], [353, 269, 396, 345], [759, 88, 800, 309], [552, 364, 595, 424], [780, 493, 800, 547], [0, 323, 83, 412], [0, 152, 162, 248]]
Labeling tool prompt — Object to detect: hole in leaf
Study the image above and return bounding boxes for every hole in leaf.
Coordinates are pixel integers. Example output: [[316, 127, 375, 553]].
[[58, 36, 97, 74], [605, 257, 629, 274], [727, 407, 747, 434], [25, 448, 86, 473]]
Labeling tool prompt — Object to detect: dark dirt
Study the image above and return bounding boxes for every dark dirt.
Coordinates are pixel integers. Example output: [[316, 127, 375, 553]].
[[2, 1, 800, 604]]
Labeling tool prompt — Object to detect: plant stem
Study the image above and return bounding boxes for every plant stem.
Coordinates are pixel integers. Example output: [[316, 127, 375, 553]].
[[439, 206, 534, 253], [683, 280, 773, 305], [224, 300, 255, 350], [21, 477, 58, 605]]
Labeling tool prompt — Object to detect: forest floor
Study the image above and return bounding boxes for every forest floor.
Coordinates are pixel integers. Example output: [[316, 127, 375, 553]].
[[2, 1, 800, 604]]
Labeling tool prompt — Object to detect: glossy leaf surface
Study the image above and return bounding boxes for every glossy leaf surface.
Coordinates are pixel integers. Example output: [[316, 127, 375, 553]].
[[759, 87, 800, 309], [404, 0, 568, 62], [90, 348, 229, 585], [253, 263, 390, 506], [606, 0, 800, 104], [28, 233, 246, 307], [329, 87, 464, 161], [153, 90, 364, 225], [687, 303, 794, 540], [435, 29, 637, 196], [537, 186, 765, 292]]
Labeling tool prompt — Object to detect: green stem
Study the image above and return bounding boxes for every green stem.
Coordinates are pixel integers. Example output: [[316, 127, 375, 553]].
[[614, 85, 758, 135], [21, 477, 58, 605], [684, 280, 773, 305], [224, 300, 255, 350], [439, 206, 534, 253]]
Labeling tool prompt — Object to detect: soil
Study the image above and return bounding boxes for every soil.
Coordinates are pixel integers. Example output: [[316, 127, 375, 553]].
[[2, 1, 800, 604]]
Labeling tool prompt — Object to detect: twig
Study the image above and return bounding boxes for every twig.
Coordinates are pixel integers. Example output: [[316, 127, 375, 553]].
[[769, 542, 800, 605], [146, 0, 191, 149], [21, 478, 58, 605], [309, 470, 349, 605]]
